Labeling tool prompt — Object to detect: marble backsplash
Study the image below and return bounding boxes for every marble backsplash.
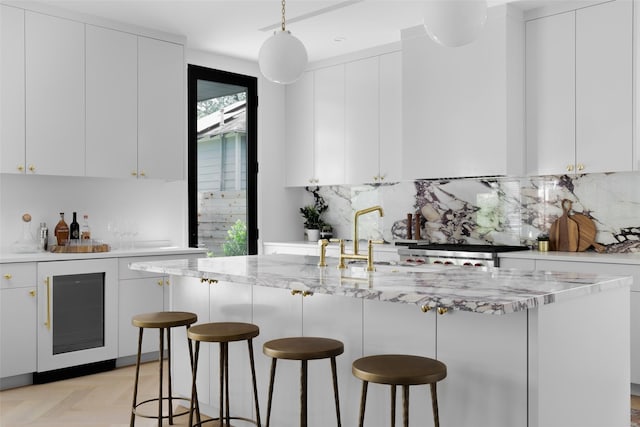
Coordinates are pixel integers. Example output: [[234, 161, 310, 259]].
[[310, 172, 640, 253]]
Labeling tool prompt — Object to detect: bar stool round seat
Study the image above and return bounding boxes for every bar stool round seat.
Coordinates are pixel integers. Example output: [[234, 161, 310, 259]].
[[352, 354, 447, 427], [263, 337, 344, 427], [130, 311, 198, 427], [188, 322, 261, 427]]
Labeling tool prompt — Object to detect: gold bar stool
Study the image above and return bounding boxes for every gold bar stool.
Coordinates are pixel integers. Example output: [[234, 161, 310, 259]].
[[130, 311, 198, 427], [187, 322, 261, 427], [352, 354, 447, 427], [262, 337, 344, 427]]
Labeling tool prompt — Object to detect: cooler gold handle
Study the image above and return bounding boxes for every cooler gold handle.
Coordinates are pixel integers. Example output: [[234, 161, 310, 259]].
[[44, 277, 51, 330]]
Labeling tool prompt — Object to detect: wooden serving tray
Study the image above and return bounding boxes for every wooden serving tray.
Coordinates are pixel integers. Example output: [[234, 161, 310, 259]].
[[50, 243, 110, 253]]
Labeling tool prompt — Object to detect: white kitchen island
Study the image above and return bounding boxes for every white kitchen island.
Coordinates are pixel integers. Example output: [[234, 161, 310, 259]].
[[129, 254, 632, 427]]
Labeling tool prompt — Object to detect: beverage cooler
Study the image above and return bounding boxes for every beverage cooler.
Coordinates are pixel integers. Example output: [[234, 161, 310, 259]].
[[36, 259, 118, 374]]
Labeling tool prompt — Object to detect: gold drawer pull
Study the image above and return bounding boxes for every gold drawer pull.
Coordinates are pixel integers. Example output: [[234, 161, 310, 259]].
[[437, 307, 449, 315], [421, 305, 432, 313], [29, 290, 36, 297], [291, 289, 302, 296], [302, 291, 313, 297], [3, 274, 12, 279], [157, 279, 163, 287]]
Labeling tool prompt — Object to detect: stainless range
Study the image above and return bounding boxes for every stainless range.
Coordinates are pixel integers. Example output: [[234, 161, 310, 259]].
[[397, 244, 529, 268]]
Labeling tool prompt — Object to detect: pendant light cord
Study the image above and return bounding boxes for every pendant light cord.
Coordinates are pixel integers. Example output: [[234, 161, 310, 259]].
[[281, 0, 286, 31]]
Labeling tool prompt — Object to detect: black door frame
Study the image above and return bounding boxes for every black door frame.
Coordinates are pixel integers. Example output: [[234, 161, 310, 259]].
[[187, 64, 258, 254]]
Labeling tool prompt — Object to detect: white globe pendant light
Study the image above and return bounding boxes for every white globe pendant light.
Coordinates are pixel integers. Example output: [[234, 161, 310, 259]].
[[259, 0, 308, 84], [424, 0, 488, 48]]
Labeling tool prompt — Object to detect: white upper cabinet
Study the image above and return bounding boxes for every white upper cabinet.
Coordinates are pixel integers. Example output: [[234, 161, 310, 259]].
[[378, 51, 402, 183], [525, 11, 575, 176], [1, 5, 25, 175], [526, 0, 632, 175], [85, 25, 138, 179], [285, 50, 401, 187], [25, 11, 85, 176], [138, 37, 185, 180], [345, 57, 379, 184], [575, 0, 632, 174], [402, 5, 524, 180], [285, 72, 315, 186], [314, 64, 345, 185]]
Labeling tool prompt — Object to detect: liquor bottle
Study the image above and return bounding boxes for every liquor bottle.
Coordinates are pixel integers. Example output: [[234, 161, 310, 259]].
[[80, 214, 91, 240], [54, 213, 69, 246], [69, 212, 80, 241], [39, 222, 49, 251]]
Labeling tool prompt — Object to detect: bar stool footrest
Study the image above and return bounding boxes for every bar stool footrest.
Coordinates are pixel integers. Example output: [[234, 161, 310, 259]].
[[132, 396, 191, 419], [194, 415, 261, 427]]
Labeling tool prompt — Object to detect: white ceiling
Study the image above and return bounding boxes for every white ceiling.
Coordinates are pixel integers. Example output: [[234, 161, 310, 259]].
[[11, 0, 541, 63]]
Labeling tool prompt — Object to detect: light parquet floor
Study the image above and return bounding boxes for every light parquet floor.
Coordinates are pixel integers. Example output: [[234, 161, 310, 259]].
[[0, 362, 205, 427], [1, 362, 639, 426]]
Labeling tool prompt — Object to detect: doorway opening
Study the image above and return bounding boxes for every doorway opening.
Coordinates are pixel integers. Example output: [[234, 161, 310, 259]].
[[187, 65, 258, 255]]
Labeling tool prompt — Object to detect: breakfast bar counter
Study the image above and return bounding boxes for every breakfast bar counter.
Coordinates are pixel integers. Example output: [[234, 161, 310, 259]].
[[129, 254, 632, 427]]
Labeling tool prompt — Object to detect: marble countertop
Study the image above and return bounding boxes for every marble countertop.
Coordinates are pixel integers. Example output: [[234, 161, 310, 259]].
[[0, 246, 207, 263], [264, 241, 640, 265], [129, 254, 631, 315]]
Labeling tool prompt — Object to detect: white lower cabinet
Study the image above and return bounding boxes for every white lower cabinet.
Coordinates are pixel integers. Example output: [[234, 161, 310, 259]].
[[438, 309, 528, 427], [118, 276, 166, 358], [632, 292, 640, 384], [302, 293, 362, 426], [362, 300, 435, 427], [118, 256, 183, 358], [534, 259, 640, 385], [251, 286, 303, 426], [207, 280, 253, 420], [0, 263, 37, 380]]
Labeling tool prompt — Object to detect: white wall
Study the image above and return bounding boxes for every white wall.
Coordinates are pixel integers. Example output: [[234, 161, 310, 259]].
[[0, 174, 187, 251], [187, 49, 304, 249]]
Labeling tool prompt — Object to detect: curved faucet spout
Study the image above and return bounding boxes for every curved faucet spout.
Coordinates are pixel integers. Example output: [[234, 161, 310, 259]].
[[353, 206, 384, 255]]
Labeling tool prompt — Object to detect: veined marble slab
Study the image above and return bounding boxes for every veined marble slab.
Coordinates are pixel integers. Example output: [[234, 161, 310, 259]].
[[129, 254, 631, 315]]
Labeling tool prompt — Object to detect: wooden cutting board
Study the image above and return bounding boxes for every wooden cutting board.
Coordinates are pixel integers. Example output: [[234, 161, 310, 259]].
[[569, 211, 606, 252], [549, 199, 579, 251]]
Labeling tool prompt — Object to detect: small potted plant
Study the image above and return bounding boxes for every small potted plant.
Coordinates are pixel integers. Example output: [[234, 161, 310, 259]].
[[300, 187, 329, 241], [300, 205, 322, 241]]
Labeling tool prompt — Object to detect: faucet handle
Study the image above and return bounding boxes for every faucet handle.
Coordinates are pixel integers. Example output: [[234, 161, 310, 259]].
[[318, 239, 329, 267]]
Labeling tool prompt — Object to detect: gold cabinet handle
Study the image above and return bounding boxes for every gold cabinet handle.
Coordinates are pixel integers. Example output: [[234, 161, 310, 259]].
[[291, 289, 302, 296], [566, 164, 574, 172], [131, 171, 138, 176], [302, 291, 313, 297], [577, 163, 584, 171], [3, 273, 12, 280], [28, 164, 35, 172], [44, 277, 51, 330], [29, 290, 36, 297], [157, 279, 164, 287], [17, 165, 24, 172], [165, 279, 170, 286], [200, 277, 218, 284], [139, 170, 146, 177], [421, 305, 432, 313], [437, 307, 449, 315]]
